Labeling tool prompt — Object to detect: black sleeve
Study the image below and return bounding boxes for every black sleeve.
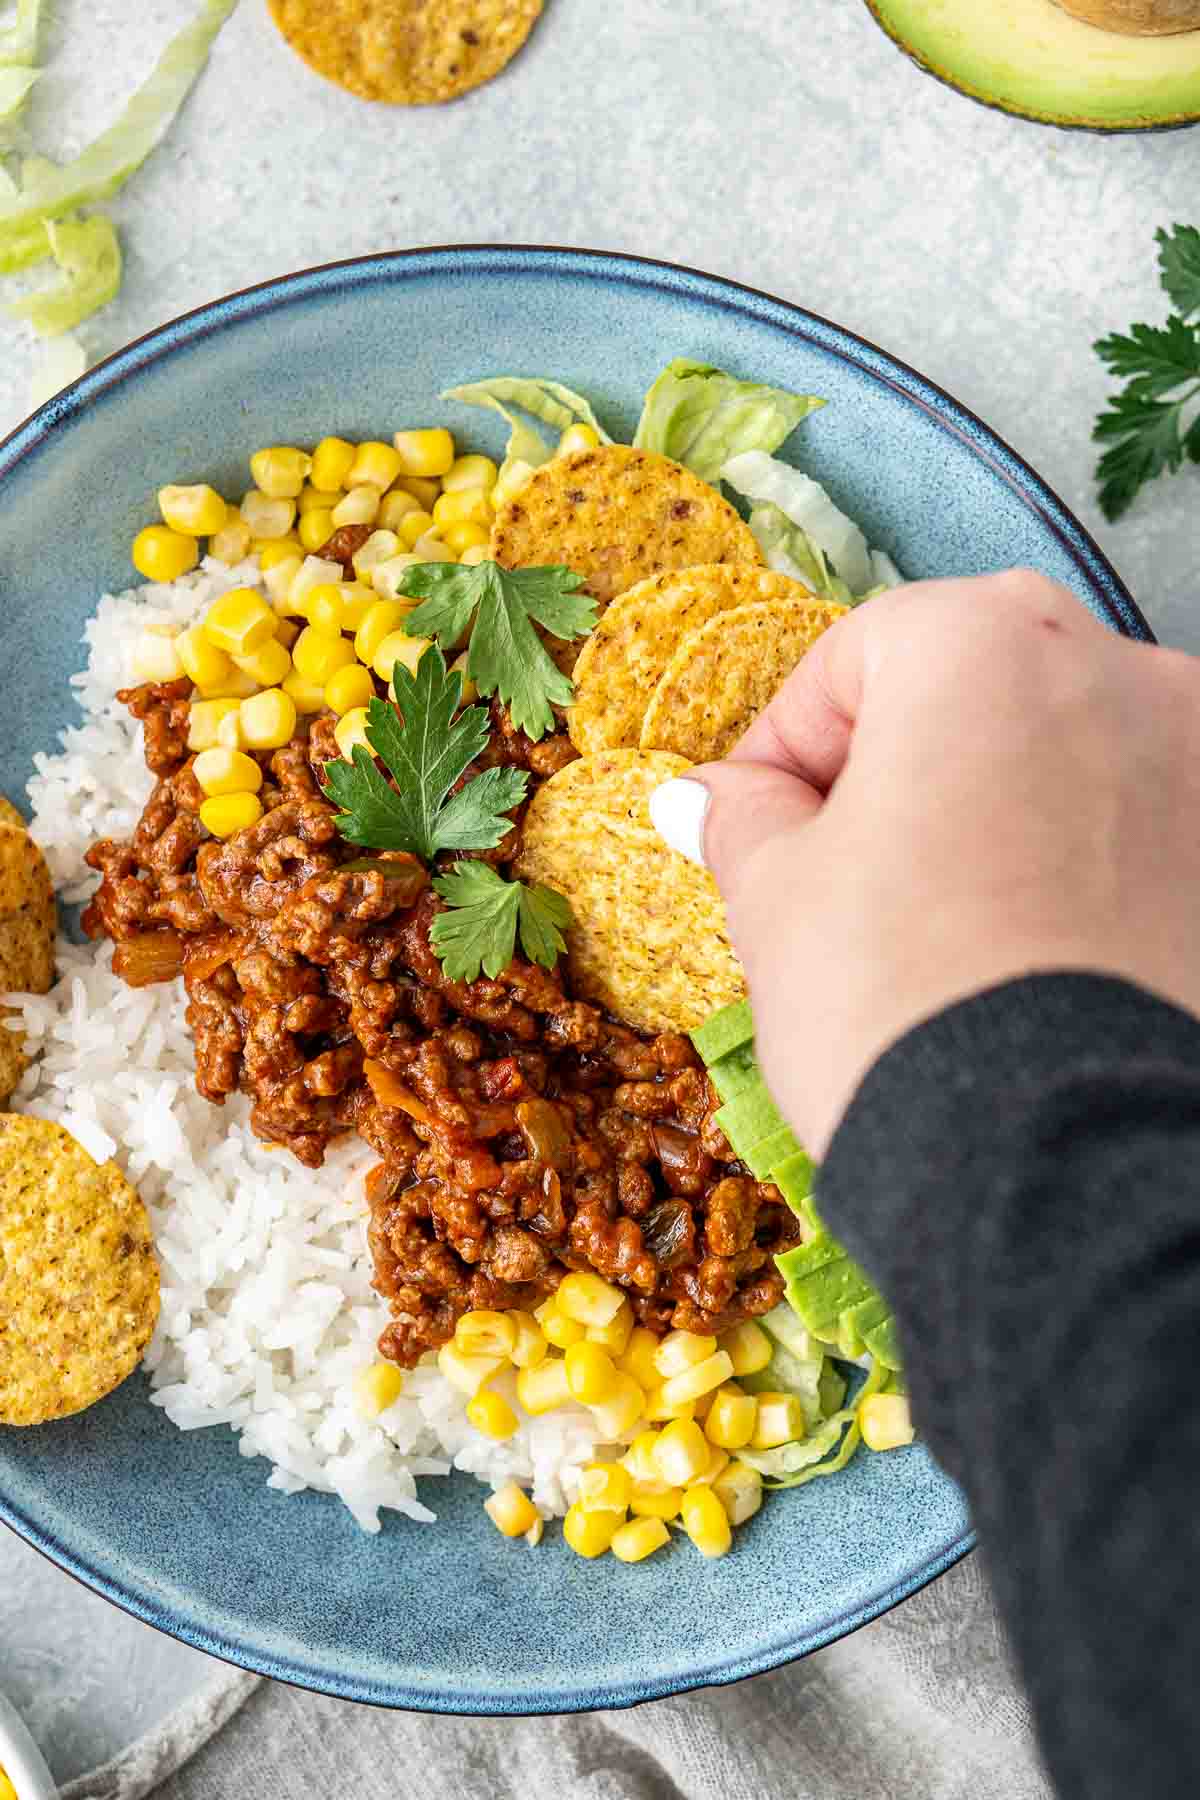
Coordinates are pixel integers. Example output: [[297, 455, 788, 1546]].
[[817, 973, 1200, 1800]]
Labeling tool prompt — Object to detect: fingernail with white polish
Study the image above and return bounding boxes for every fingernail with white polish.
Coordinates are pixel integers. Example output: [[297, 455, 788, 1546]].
[[649, 777, 709, 866]]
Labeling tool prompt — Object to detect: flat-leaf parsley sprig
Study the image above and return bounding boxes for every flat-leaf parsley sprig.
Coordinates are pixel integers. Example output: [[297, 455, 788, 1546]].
[[321, 646, 527, 860], [1093, 224, 1200, 522], [430, 861, 572, 983], [400, 560, 598, 743]]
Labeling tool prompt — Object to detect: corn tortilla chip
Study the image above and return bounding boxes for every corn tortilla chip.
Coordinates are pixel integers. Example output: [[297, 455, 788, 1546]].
[[490, 446, 762, 613], [268, 0, 542, 105], [514, 748, 746, 1034], [0, 795, 25, 832], [0, 1115, 159, 1425], [0, 826, 55, 1104], [640, 597, 848, 764], [569, 565, 815, 756]]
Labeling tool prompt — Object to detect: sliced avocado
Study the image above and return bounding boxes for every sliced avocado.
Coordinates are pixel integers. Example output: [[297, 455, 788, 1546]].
[[776, 1237, 877, 1336], [767, 1147, 815, 1214], [760, 1300, 816, 1361], [818, 1360, 848, 1417], [707, 1040, 759, 1104], [713, 1081, 786, 1157], [866, 0, 1200, 130], [744, 1122, 802, 1180], [862, 1313, 903, 1372], [690, 999, 755, 1066]]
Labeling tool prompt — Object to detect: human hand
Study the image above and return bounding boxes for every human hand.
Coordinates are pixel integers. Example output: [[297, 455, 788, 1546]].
[[650, 572, 1200, 1158]]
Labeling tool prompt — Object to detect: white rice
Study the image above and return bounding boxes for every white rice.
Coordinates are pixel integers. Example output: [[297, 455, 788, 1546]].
[[7, 560, 615, 1532]]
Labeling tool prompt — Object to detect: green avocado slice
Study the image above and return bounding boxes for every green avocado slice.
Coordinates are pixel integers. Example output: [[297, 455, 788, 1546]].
[[768, 1148, 816, 1214], [707, 1041, 759, 1104], [743, 1122, 803, 1180], [690, 999, 755, 1066], [865, 0, 1200, 130], [713, 1082, 786, 1157]]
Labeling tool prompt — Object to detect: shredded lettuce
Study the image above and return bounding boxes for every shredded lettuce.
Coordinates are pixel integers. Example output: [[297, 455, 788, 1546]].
[[739, 1358, 888, 1489], [441, 376, 612, 484], [0, 0, 236, 245], [9, 213, 121, 335], [0, 0, 43, 68], [744, 1306, 829, 1431], [0, 65, 37, 125], [27, 330, 85, 408], [745, 502, 856, 606], [722, 449, 876, 593], [634, 358, 823, 485]]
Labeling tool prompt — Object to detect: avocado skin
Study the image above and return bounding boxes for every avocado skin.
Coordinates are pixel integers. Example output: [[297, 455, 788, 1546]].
[[864, 0, 1200, 131]]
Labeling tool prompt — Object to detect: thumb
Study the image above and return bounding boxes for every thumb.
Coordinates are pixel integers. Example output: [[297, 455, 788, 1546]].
[[649, 761, 823, 911]]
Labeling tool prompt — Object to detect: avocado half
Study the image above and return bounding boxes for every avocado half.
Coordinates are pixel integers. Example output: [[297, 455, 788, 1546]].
[[865, 0, 1200, 130]]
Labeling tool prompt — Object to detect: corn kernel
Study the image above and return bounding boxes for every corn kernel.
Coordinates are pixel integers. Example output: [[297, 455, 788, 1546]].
[[712, 1460, 763, 1527], [456, 1310, 516, 1359], [558, 423, 601, 456], [340, 584, 379, 628], [466, 1388, 518, 1441], [492, 458, 536, 508], [578, 1462, 630, 1514], [347, 440, 403, 490], [281, 669, 328, 714], [200, 791, 263, 838], [132, 524, 199, 582], [621, 1431, 664, 1488], [311, 435, 356, 491], [330, 485, 381, 529], [197, 665, 260, 701], [680, 1485, 733, 1559], [397, 508, 436, 550], [704, 1384, 758, 1452], [443, 520, 491, 557], [324, 662, 376, 716], [299, 484, 342, 515], [589, 1372, 645, 1440], [610, 1515, 670, 1563], [859, 1393, 915, 1453], [652, 1419, 710, 1488], [563, 1502, 621, 1559], [232, 636, 291, 687], [458, 543, 492, 568], [293, 625, 356, 684], [158, 483, 228, 536], [275, 618, 301, 650], [298, 507, 336, 552], [534, 1297, 585, 1350], [586, 1298, 634, 1357], [177, 625, 233, 691], [484, 1481, 538, 1539], [619, 1327, 662, 1393], [437, 1341, 503, 1397], [392, 427, 454, 478], [263, 554, 304, 608], [557, 1272, 626, 1328], [193, 747, 263, 798], [353, 1361, 404, 1419], [660, 1350, 734, 1410], [241, 489, 296, 540], [700, 1443, 730, 1486], [525, 1517, 544, 1547], [751, 1392, 806, 1450], [565, 1342, 618, 1405], [209, 517, 253, 565], [432, 486, 492, 530], [240, 687, 298, 751], [443, 452, 499, 493], [449, 650, 478, 704], [303, 582, 347, 635], [378, 488, 424, 532], [250, 446, 312, 499], [289, 555, 345, 615], [187, 697, 241, 751], [334, 707, 372, 760], [392, 473, 441, 511], [352, 529, 402, 585], [629, 1483, 683, 1521], [351, 600, 405, 667], [216, 708, 243, 750], [259, 540, 303, 574], [203, 588, 277, 656], [654, 1330, 718, 1381], [516, 1356, 571, 1415], [370, 556, 423, 603], [509, 1311, 548, 1370], [643, 1383, 696, 1424], [411, 532, 453, 563], [131, 628, 184, 684], [718, 1319, 773, 1378], [373, 631, 431, 684]]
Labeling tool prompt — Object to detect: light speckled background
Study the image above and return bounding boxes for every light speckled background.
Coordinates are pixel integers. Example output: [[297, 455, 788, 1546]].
[[1, 0, 1196, 1785]]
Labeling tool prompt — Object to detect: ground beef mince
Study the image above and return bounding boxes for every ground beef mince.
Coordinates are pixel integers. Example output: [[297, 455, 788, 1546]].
[[86, 684, 800, 1366]]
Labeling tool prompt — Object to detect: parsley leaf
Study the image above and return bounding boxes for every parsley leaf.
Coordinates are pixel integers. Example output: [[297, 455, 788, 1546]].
[[1092, 225, 1200, 522], [429, 861, 572, 983], [401, 560, 598, 743], [321, 648, 527, 860]]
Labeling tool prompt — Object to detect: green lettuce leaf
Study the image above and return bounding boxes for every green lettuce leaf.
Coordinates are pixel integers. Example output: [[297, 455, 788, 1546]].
[[441, 375, 612, 481], [9, 213, 120, 335], [723, 449, 875, 593], [738, 1358, 888, 1489], [634, 358, 823, 485], [0, 0, 236, 248], [27, 331, 86, 409], [0, 66, 37, 126], [0, 0, 43, 67], [747, 502, 856, 606]]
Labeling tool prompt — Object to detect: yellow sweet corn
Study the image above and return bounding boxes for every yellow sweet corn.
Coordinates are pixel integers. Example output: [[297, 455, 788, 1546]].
[[704, 1384, 757, 1452], [347, 440, 403, 490], [354, 599, 409, 667], [334, 707, 372, 760], [209, 517, 253, 565], [711, 1461, 762, 1526], [610, 1516, 670, 1563], [231, 636, 291, 687], [557, 1272, 626, 1327], [577, 1463, 630, 1514], [558, 423, 601, 455], [203, 588, 277, 657], [263, 554, 305, 609], [240, 489, 296, 540], [859, 1393, 915, 1452], [239, 687, 298, 751], [311, 435, 356, 491], [370, 556, 423, 603], [330, 485, 381, 528], [197, 665, 260, 701], [565, 1342, 619, 1405], [411, 532, 453, 563], [289, 555, 345, 613], [352, 529, 402, 585], [378, 488, 424, 531], [187, 697, 241, 752], [131, 628, 185, 684], [700, 1443, 730, 1486], [621, 1432, 664, 1488], [586, 1298, 634, 1357], [525, 1517, 544, 1547], [375, 632, 431, 685], [443, 452, 498, 493], [449, 650, 478, 703], [275, 618, 301, 650], [432, 486, 492, 530], [192, 747, 263, 798], [750, 1392, 806, 1451], [436, 1341, 503, 1397], [298, 507, 336, 552], [392, 427, 454, 478], [250, 446, 312, 499], [442, 520, 491, 557], [680, 1485, 732, 1559], [563, 1502, 621, 1559], [259, 540, 303, 573], [299, 484, 342, 515], [216, 709, 244, 751], [484, 1482, 538, 1540], [456, 1310, 516, 1359], [282, 669, 331, 714], [200, 792, 263, 838], [660, 1350, 734, 1411], [304, 582, 348, 635], [324, 662, 376, 716], [132, 524, 199, 582], [353, 1361, 404, 1419], [619, 1327, 662, 1394], [652, 1419, 710, 1487], [508, 1311, 547, 1370], [654, 1330, 718, 1380], [292, 625, 356, 684], [515, 1357, 571, 1416], [458, 543, 492, 568], [397, 508, 436, 550], [629, 1483, 683, 1521], [718, 1319, 773, 1378], [589, 1372, 645, 1440], [392, 473, 442, 511], [491, 458, 536, 508], [534, 1297, 585, 1351], [642, 1383, 696, 1424], [177, 625, 232, 691], [158, 483, 228, 536], [466, 1389, 518, 1442]]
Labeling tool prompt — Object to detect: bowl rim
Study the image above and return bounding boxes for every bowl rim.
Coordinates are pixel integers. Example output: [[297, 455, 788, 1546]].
[[0, 244, 1146, 1716]]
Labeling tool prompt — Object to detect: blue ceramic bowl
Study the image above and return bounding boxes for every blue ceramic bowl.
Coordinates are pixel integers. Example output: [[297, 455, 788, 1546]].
[[0, 248, 1149, 1713]]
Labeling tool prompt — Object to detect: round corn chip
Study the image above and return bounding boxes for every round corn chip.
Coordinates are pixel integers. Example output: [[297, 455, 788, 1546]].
[[0, 1115, 159, 1426], [268, 0, 543, 105], [569, 565, 815, 756], [0, 826, 55, 1105], [490, 446, 763, 612], [514, 748, 746, 1035], [0, 794, 25, 831], [640, 597, 849, 764]]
